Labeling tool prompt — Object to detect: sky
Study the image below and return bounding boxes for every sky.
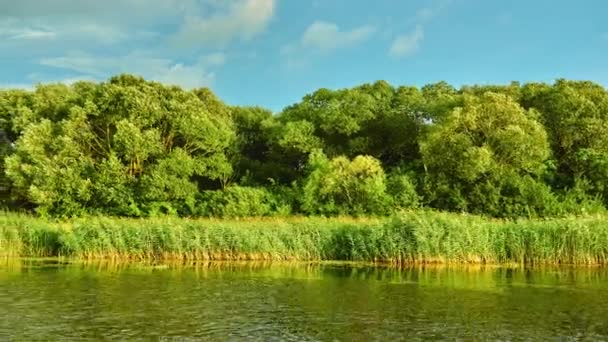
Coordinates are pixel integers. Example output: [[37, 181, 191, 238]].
[[1, 0, 607, 112]]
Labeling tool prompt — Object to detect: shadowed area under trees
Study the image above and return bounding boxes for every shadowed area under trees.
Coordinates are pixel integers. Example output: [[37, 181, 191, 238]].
[[1, 75, 608, 219]]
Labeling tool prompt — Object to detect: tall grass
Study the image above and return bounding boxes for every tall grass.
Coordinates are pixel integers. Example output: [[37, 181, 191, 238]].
[[2, 211, 608, 264]]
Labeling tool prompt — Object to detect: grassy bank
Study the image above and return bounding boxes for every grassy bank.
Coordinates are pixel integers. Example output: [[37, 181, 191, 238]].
[[2, 211, 608, 265]]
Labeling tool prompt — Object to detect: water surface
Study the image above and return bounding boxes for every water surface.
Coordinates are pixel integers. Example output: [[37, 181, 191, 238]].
[[1, 259, 607, 340]]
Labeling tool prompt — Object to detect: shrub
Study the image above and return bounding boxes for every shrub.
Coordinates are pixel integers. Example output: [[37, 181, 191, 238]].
[[301, 151, 390, 216], [386, 170, 421, 209], [197, 186, 291, 218]]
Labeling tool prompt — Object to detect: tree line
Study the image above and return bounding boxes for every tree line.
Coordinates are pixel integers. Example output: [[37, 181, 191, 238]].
[[1, 74, 607, 218]]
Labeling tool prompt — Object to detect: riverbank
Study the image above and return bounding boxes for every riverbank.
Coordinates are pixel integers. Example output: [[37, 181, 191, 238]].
[[2, 211, 608, 264]]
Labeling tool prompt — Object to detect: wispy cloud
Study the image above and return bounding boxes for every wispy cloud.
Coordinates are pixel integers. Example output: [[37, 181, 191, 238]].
[[415, 0, 452, 23], [40, 51, 226, 88], [0, 0, 191, 46], [8, 29, 56, 40], [0, 20, 56, 41], [389, 25, 424, 58], [300, 21, 375, 53], [201, 52, 227, 66], [0, 0, 197, 22], [0, 20, 152, 55], [1, 0, 278, 89], [170, 0, 276, 47], [388, 0, 451, 59], [281, 20, 375, 68]]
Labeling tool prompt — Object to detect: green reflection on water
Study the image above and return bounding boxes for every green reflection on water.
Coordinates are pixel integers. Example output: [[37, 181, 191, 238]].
[[1, 259, 608, 340]]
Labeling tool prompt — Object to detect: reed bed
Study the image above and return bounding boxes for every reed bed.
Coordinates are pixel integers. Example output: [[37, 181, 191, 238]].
[[2, 211, 608, 265]]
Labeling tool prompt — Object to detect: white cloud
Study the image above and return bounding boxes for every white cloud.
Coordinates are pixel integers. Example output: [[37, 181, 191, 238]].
[[300, 21, 375, 53], [201, 52, 226, 66], [389, 25, 424, 58], [0, 0, 276, 52], [39, 51, 225, 88], [280, 20, 375, 68], [171, 0, 276, 47], [388, 0, 451, 58], [415, 0, 452, 23], [0, 20, 56, 40], [76, 24, 130, 44], [0, 18, 150, 52], [154, 63, 217, 89], [9, 29, 56, 40], [0, 1, 187, 49], [415, 8, 436, 23], [1, 1, 280, 91], [0, 0, 197, 21], [1, 0, 276, 89]]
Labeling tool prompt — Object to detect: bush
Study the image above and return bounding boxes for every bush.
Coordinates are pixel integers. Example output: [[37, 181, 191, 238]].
[[466, 174, 560, 218], [301, 151, 390, 216], [556, 178, 606, 216], [197, 186, 292, 218], [386, 170, 420, 209]]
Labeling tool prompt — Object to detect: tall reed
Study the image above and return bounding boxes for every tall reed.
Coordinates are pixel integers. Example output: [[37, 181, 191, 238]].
[[2, 211, 608, 264]]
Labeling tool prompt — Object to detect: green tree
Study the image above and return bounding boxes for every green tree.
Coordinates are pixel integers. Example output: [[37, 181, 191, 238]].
[[2, 76, 608, 218], [280, 86, 376, 157], [229, 106, 282, 185], [5, 75, 235, 216], [302, 151, 389, 216], [386, 169, 421, 209], [279, 81, 424, 169], [420, 92, 551, 216], [420, 81, 461, 123], [521, 80, 608, 202]]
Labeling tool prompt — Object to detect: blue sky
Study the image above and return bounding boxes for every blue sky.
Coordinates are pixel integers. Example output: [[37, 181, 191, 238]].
[[1, 0, 607, 111]]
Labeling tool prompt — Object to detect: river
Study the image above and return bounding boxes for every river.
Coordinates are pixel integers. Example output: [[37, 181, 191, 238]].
[[1, 259, 607, 340]]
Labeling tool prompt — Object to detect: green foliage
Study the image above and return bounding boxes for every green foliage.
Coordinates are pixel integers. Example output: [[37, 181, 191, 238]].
[[466, 172, 561, 218], [420, 81, 461, 122], [420, 92, 551, 216], [197, 186, 292, 218], [2, 76, 608, 218], [4, 75, 235, 217], [229, 106, 275, 184], [280, 81, 423, 167], [555, 178, 606, 216], [386, 170, 421, 209], [522, 79, 608, 203], [0, 128, 12, 208], [302, 152, 389, 216]]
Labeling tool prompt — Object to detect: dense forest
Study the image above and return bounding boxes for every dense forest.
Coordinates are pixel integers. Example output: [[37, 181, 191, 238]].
[[2, 75, 608, 218]]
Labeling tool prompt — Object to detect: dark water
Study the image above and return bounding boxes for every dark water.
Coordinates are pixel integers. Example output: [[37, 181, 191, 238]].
[[1, 260, 608, 341]]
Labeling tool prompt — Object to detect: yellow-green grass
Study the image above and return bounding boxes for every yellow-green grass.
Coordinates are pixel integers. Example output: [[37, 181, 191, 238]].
[[2, 211, 608, 265]]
